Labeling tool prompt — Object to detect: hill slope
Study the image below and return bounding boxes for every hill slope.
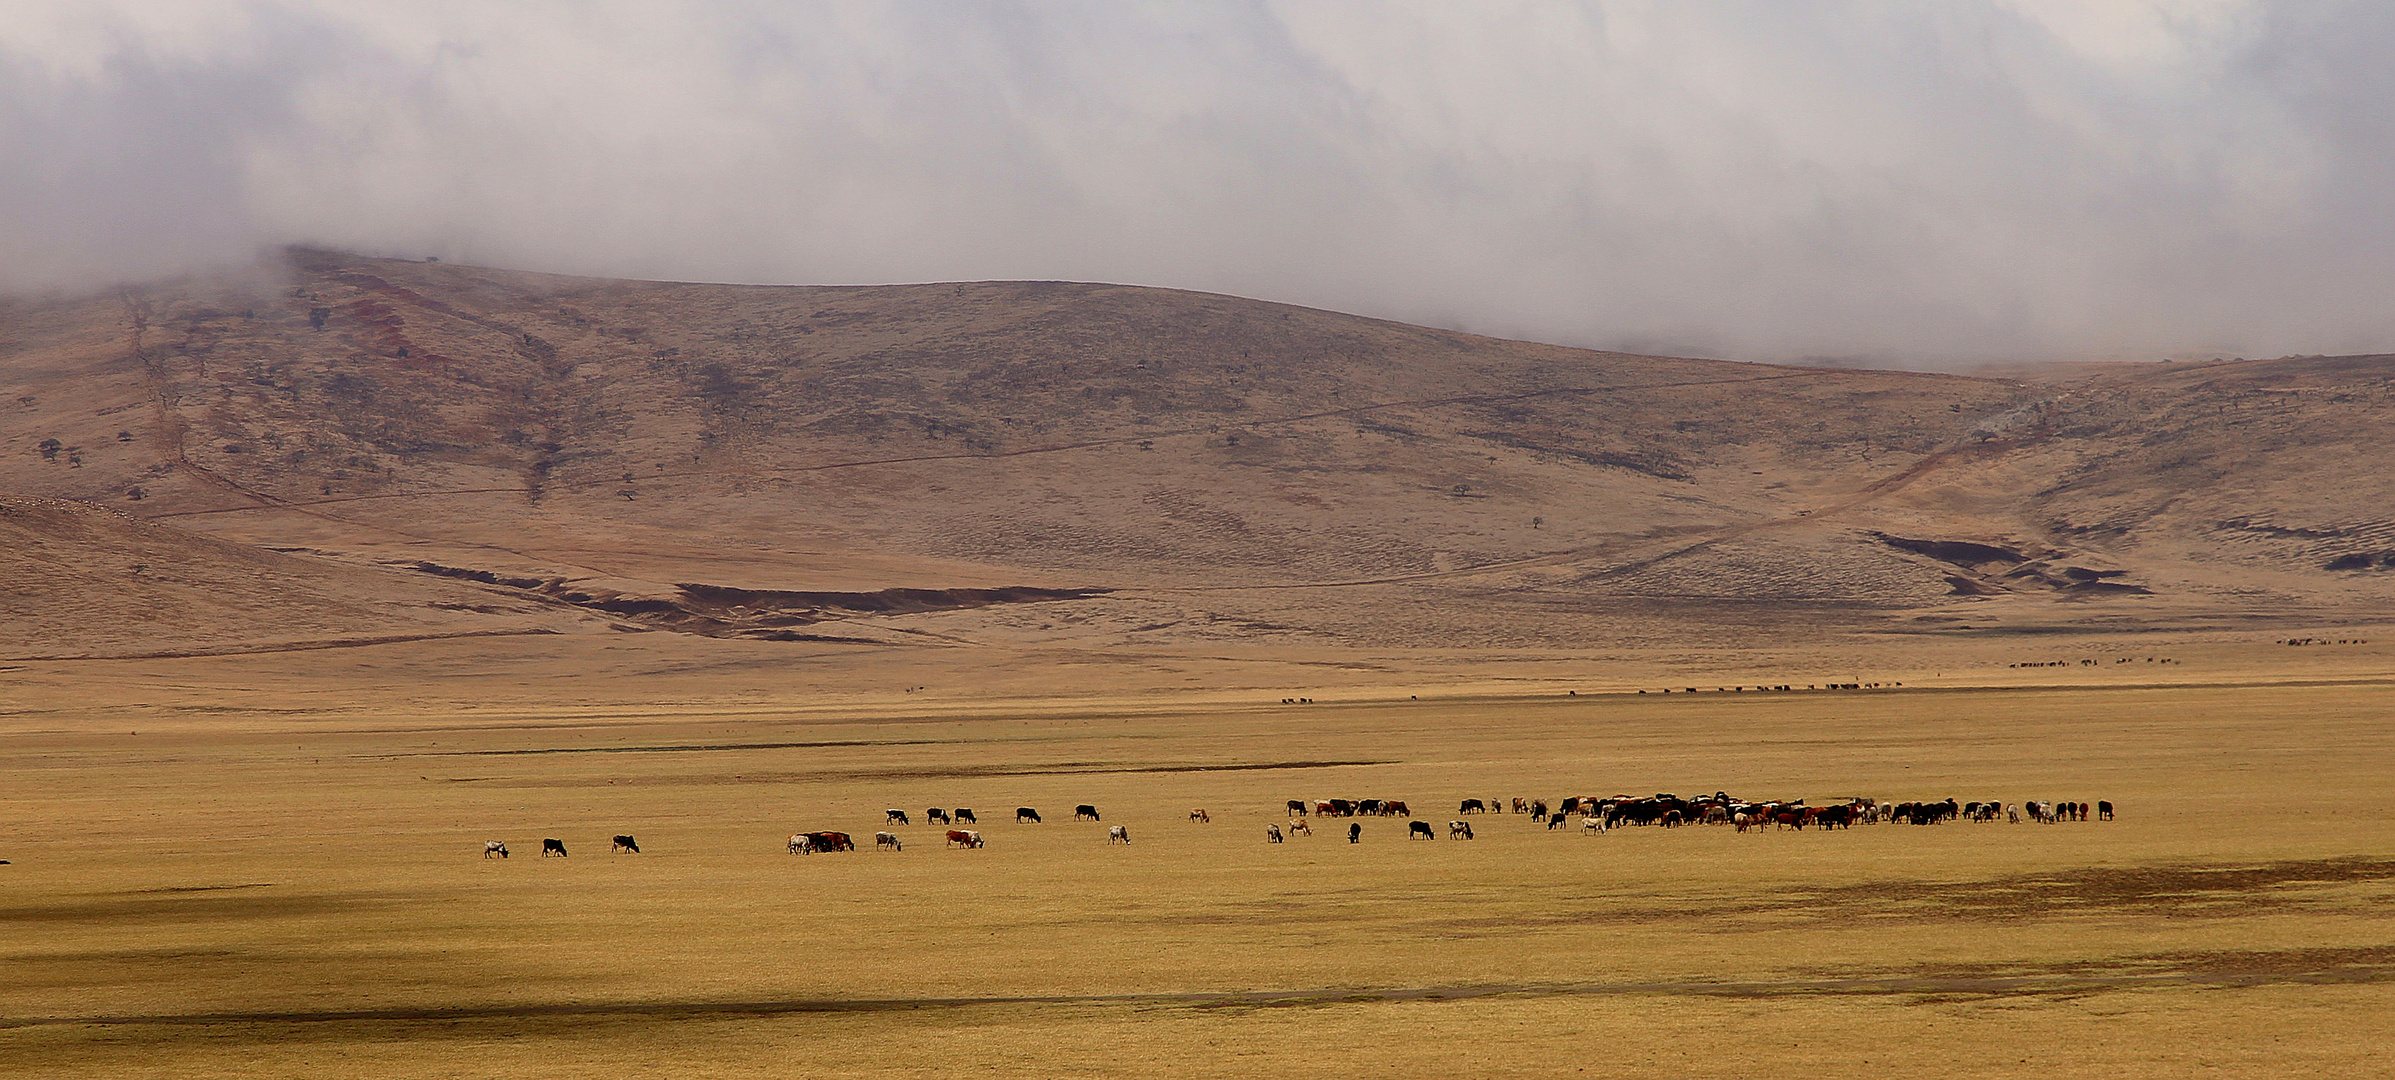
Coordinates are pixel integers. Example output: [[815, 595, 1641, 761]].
[[3, 250, 2391, 658]]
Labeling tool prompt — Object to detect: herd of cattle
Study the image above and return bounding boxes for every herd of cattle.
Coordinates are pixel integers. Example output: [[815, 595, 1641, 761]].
[[479, 793, 2112, 858]]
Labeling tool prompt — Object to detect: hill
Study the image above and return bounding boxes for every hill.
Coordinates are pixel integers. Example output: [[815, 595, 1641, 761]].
[[3, 249, 2391, 663]]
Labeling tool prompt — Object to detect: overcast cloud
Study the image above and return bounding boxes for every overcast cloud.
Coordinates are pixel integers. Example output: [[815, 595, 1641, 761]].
[[3, 1, 2392, 364]]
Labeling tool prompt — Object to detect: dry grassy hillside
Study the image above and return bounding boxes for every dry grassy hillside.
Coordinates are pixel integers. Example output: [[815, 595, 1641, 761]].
[[3, 249, 2391, 658]]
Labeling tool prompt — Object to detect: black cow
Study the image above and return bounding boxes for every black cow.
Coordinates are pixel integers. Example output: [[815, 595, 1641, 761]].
[[2097, 800, 2115, 821], [885, 809, 910, 826], [1287, 799, 1307, 816], [1347, 822, 1362, 843], [1547, 812, 1567, 829], [1531, 800, 1548, 819], [1458, 799, 1486, 814], [955, 808, 977, 824], [1409, 820, 1435, 839], [1074, 804, 1101, 821], [542, 838, 567, 857], [611, 834, 639, 853], [1017, 807, 1041, 823], [928, 808, 951, 825]]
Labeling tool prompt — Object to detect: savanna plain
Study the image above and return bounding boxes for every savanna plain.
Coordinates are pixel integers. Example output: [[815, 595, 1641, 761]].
[[6, 649, 2395, 1079], [10, 252, 2395, 1075]]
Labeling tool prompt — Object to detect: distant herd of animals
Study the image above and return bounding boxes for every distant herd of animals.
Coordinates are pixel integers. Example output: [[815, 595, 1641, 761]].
[[477, 794, 2111, 858]]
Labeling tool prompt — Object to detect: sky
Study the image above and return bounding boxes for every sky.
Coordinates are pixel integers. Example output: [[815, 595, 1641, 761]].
[[3, 1, 2392, 365]]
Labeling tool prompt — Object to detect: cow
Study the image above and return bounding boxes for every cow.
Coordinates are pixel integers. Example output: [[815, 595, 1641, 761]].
[[483, 841, 509, 859], [1017, 807, 1042, 824], [928, 808, 951, 825], [1547, 812, 1567, 829], [1449, 820, 1473, 840], [1530, 800, 1548, 819], [1409, 820, 1436, 839], [1315, 800, 1336, 817], [1108, 825, 1130, 844], [875, 831, 901, 851], [1512, 797, 1530, 814], [788, 834, 813, 855], [1074, 804, 1101, 821], [1488, 797, 1504, 814], [1287, 818, 1312, 836], [946, 829, 977, 848], [612, 834, 640, 853], [1356, 799, 1384, 816], [961, 830, 983, 848], [1581, 817, 1606, 835], [542, 838, 567, 857], [1347, 822, 1362, 843], [955, 808, 977, 824], [1266, 824, 1284, 843], [885, 809, 910, 826], [1384, 801, 1410, 817], [1189, 808, 1210, 823], [1287, 799, 1308, 816], [2097, 800, 2115, 821], [812, 832, 855, 852], [1458, 799, 1486, 814]]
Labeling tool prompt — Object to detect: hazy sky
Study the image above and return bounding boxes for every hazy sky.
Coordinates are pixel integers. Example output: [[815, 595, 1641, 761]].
[[4, 1, 2391, 364]]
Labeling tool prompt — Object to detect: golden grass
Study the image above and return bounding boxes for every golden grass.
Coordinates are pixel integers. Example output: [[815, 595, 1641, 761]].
[[6, 669, 2395, 1077]]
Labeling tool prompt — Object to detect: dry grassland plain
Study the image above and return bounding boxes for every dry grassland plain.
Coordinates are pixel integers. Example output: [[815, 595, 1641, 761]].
[[6, 642, 2395, 1078]]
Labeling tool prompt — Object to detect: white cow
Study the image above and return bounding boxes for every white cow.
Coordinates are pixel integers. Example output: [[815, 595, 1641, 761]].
[[483, 840, 508, 859], [1107, 825, 1130, 844], [788, 834, 813, 855], [1581, 817, 1608, 835], [875, 831, 901, 851], [1265, 823, 1284, 843]]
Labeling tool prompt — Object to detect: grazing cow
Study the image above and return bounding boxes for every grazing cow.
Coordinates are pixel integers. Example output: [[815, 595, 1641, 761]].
[[1315, 800, 1336, 817], [1075, 804, 1102, 821], [1347, 822, 1362, 843], [1017, 807, 1041, 824], [2098, 800, 2115, 821], [1189, 808, 1210, 823], [1581, 817, 1606, 835], [1458, 799, 1486, 814], [945, 829, 980, 848], [1287, 818, 1312, 836], [875, 831, 901, 851], [962, 830, 983, 848], [1287, 799, 1308, 816], [1488, 797, 1504, 814], [1531, 800, 1548, 819], [886, 809, 910, 826], [788, 834, 813, 855], [612, 834, 640, 853], [955, 809, 977, 824], [1108, 825, 1131, 844], [1356, 799, 1385, 816], [812, 832, 856, 852], [2006, 804, 2022, 824], [483, 841, 509, 859], [1512, 797, 1530, 814], [1449, 820, 1473, 840], [1384, 801, 1410, 818], [928, 808, 951, 825], [542, 838, 567, 857], [1409, 820, 1436, 839], [1547, 812, 1567, 829], [1266, 824, 1284, 843]]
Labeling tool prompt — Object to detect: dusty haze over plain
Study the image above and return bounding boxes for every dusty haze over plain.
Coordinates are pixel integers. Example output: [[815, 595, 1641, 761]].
[[6, 1, 2395, 365]]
